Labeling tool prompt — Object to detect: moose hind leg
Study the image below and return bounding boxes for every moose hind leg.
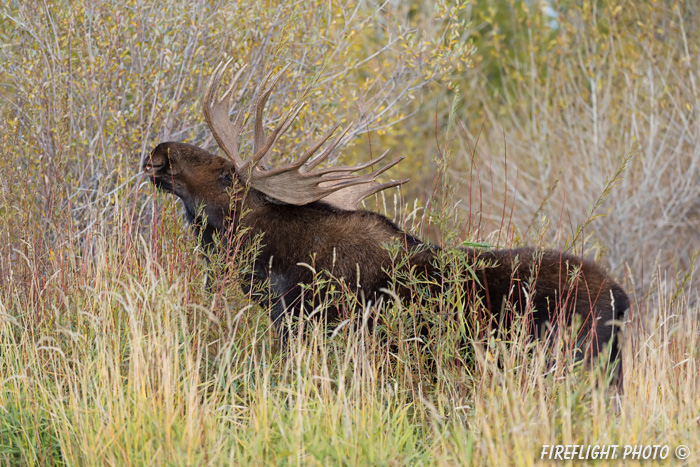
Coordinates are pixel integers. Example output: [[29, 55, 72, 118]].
[[608, 285, 630, 389]]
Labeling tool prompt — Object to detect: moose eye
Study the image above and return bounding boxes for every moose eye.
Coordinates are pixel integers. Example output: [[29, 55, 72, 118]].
[[221, 172, 233, 187]]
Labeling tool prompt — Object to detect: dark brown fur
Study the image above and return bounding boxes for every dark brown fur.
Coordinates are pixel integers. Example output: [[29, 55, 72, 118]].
[[144, 142, 628, 377]]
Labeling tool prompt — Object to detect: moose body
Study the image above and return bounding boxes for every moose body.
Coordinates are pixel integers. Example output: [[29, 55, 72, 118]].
[[144, 61, 628, 378]]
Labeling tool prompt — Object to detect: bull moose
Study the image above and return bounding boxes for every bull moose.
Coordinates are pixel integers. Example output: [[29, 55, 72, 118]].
[[143, 60, 628, 381]]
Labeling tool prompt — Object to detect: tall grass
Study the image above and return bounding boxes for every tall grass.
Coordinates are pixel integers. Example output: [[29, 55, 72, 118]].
[[1, 0, 698, 464]]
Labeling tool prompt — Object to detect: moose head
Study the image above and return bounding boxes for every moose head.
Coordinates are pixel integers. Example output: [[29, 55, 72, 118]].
[[144, 60, 406, 252]]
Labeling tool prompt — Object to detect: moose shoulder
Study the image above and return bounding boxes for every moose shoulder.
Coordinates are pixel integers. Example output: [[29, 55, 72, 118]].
[[143, 61, 629, 380]]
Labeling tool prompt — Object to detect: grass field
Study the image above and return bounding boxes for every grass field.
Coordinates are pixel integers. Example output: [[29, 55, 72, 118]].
[[1, 0, 698, 465]]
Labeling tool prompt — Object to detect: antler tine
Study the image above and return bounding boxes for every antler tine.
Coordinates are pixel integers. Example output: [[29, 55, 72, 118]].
[[321, 170, 404, 192], [254, 65, 290, 155], [359, 178, 408, 197], [355, 154, 405, 183], [260, 122, 354, 177], [303, 123, 353, 171], [319, 177, 408, 211], [313, 149, 397, 177], [203, 60, 248, 169], [253, 71, 274, 155], [247, 100, 305, 171], [254, 123, 343, 175], [315, 156, 405, 193]]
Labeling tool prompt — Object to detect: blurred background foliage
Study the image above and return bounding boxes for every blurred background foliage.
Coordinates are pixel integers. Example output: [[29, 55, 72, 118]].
[[2, 0, 698, 281], [417, 0, 699, 284]]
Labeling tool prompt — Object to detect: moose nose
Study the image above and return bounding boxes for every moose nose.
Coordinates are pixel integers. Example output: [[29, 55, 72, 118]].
[[143, 151, 168, 174]]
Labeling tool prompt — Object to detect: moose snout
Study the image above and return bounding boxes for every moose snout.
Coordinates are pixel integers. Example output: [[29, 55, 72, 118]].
[[143, 147, 170, 175]]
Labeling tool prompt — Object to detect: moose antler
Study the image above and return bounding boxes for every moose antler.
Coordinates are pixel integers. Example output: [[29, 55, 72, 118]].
[[202, 59, 406, 209]]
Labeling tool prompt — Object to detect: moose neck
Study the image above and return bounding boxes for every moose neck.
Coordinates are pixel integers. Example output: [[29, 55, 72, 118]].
[[184, 195, 241, 254]]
